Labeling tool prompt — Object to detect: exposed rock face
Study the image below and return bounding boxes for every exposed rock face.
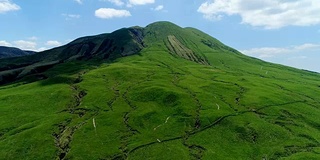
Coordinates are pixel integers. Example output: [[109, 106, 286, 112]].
[[166, 35, 209, 65]]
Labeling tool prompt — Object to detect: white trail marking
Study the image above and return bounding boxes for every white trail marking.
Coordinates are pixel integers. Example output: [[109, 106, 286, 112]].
[[154, 124, 162, 131], [216, 103, 220, 110], [93, 118, 96, 128], [154, 116, 171, 131], [165, 116, 170, 123]]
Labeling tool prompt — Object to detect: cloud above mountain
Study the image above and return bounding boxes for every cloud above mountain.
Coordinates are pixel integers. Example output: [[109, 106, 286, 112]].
[[0, 0, 20, 13], [198, 0, 320, 29], [95, 8, 131, 19], [128, 0, 154, 5], [241, 43, 320, 58], [74, 0, 82, 5]]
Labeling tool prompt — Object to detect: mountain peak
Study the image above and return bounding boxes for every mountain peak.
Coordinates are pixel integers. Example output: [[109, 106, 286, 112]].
[[0, 21, 238, 84], [146, 21, 181, 28]]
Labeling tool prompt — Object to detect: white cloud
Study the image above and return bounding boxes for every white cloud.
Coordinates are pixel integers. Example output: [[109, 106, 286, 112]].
[[288, 56, 307, 60], [198, 0, 320, 29], [0, 0, 20, 13], [1, 39, 60, 51], [126, 3, 133, 8], [74, 0, 82, 4], [28, 36, 38, 41], [293, 43, 320, 50], [37, 47, 47, 52], [45, 40, 62, 47], [128, 0, 154, 6], [153, 5, 163, 11], [0, 40, 12, 46], [241, 43, 320, 58], [101, 0, 124, 6], [95, 8, 131, 19], [66, 14, 80, 18], [242, 47, 290, 58], [13, 40, 37, 51], [62, 14, 81, 20]]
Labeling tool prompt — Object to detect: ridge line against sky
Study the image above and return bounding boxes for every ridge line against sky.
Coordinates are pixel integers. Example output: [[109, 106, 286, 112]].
[[0, 0, 320, 72]]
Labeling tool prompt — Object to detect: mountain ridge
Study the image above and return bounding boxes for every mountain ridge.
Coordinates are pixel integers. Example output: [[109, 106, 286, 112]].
[[0, 46, 35, 59], [0, 21, 244, 84]]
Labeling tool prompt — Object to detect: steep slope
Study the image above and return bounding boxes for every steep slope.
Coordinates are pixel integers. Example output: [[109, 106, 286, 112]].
[[1, 22, 320, 160], [0, 22, 237, 84], [0, 46, 35, 59], [0, 27, 144, 84]]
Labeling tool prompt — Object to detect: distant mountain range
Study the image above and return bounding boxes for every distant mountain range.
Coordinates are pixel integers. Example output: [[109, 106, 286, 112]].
[[0, 46, 35, 59]]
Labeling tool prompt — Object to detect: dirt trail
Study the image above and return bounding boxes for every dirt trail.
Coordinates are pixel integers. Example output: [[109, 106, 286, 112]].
[[234, 83, 245, 106], [117, 71, 155, 159], [53, 72, 99, 160], [151, 61, 207, 158], [107, 81, 120, 111], [128, 110, 257, 157], [53, 120, 86, 160], [128, 107, 262, 156], [125, 70, 305, 158]]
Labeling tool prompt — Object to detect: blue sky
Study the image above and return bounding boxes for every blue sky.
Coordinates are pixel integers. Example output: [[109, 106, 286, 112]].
[[0, 0, 319, 72]]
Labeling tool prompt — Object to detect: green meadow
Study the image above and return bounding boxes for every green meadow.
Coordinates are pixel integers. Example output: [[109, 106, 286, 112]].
[[1, 22, 320, 159]]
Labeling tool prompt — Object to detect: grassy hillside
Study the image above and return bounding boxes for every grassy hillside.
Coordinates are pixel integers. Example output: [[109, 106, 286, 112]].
[[1, 22, 320, 159]]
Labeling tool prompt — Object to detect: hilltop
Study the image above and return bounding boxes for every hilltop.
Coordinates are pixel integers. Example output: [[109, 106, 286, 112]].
[[0, 21, 320, 159]]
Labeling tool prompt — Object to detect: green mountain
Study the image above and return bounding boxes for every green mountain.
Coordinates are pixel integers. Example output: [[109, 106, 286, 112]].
[[1, 21, 320, 160], [0, 46, 35, 59]]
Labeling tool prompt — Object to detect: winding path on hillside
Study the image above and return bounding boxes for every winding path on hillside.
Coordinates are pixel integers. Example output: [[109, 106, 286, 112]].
[[53, 72, 100, 160]]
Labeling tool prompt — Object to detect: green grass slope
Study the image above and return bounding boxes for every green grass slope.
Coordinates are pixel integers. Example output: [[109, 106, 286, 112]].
[[1, 21, 320, 160]]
